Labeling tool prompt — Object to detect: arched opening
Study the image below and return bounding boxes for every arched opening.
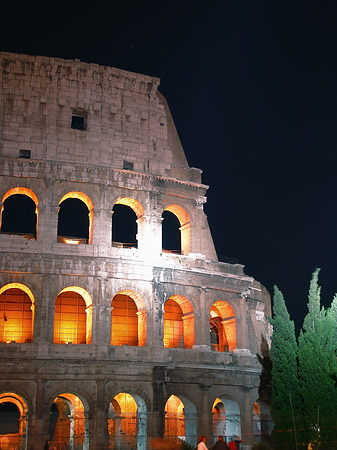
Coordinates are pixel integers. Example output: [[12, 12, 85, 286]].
[[57, 192, 94, 244], [112, 198, 144, 249], [163, 296, 194, 349], [253, 402, 261, 442], [108, 393, 147, 450], [0, 188, 38, 240], [162, 211, 181, 254], [212, 397, 241, 444], [110, 290, 146, 347], [162, 205, 190, 255], [164, 394, 196, 447], [0, 284, 35, 343], [0, 393, 28, 450], [49, 393, 89, 450], [54, 287, 93, 344], [253, 401, 272, 444], [209, 301, 236, 352]]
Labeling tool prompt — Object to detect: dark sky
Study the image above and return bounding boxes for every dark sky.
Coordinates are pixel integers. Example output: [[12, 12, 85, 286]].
[[1, 0, 337, 332]]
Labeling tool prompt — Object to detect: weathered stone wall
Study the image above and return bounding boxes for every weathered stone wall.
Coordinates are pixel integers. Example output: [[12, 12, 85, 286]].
[[0, 52, 272, 450], [0, 52, 199, 181]]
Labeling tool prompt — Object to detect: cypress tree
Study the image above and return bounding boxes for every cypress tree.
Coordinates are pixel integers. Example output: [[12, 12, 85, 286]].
[[297, 269, 337, 449], [269, 286, 301, 449]]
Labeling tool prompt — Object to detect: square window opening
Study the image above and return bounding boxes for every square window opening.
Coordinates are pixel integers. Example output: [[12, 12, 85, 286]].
[[19, 149, 31, 159], [71, 111, 87, 131], [123, 160, 134, 170]]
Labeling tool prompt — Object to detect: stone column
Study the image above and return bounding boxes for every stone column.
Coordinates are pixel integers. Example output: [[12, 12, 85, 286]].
[[137, 411, 147, 450], [197, 384, 212, 439], [236, 292, 249, 350], [91, 207, 110, 247], [193, 289, 210, 351], [150, 366, 166, 441], [37, 178, 54, 244], [185, 411, 197, 447], [180, 221, 191, 255], [137, 214, 162, 259], [37, 275, 52, 357], [221, 317, 236, 352], [28, 378, 47, 450], [151, 273, 165, 351], [182, 311, 195, 349], [92, 380, 108, 450], [240, 388, 256, 449], [137, 309, 147, 347], [92, 277, 110, 356]]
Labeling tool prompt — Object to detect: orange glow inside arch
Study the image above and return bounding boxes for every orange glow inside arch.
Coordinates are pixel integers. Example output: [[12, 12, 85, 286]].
[[54, 286, 92, 344], [210, 301, 237, 352], [0, 283, 35, 343], [110, 290, 146, 347], [164, 295, 194, 349]]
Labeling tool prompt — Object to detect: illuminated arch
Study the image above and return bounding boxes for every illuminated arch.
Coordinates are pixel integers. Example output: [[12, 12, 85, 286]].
[[212, 397, 241, 442], [164, 295, 195, 349], [164, 394, 197, 447], [114, 197, 144, 218], [253, 401, 272, 443], [163, 204, 190, 255], [0, 283, 35, 343], [112, 198, 144, 248], [0, 392, 28, 450], [2, 187, 39, 206], [58, 192, 94, 244], [108, 392, 147, 450], [110, 290, 147, 347], [1, 187, 39, 238], [210, 301, 236, 352], [49, 393, 89, 449], [54, 287, 93, 344]]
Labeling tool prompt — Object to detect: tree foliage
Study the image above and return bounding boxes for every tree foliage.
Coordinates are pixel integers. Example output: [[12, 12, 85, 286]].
[[269, 270, 337, 450], [269, 286, 301, 448], [298, 269, 337, 449]]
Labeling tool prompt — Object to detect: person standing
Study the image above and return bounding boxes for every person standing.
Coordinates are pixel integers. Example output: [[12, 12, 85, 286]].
[[43, 440, 50, 450], [227, 436, 241, 450], [198, 436, 209, 450], [212, 436, 228, 450]]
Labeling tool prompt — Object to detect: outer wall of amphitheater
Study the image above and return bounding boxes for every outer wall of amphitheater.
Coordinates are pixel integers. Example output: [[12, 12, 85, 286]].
[[0, 52, 272, 450]]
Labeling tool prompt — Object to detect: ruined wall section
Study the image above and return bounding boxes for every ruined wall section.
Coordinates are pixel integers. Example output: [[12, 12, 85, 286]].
[[0, 52, 200, 182]]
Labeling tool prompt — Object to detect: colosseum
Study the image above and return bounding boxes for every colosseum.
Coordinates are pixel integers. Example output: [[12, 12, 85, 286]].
[[0, 51, 272, 450]]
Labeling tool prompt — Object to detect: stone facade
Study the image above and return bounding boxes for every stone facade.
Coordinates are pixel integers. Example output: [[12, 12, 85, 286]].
[[0, 52, 272, 450]]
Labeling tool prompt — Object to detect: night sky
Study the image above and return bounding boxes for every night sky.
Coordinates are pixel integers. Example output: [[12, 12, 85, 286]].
[[1, 0, 337, 332]]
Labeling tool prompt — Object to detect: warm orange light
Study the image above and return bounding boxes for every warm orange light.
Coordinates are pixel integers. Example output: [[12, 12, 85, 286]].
[[1, 187, 39, 237], [58, 237, 84, 245], [0, 285, 34, 343], [210, 301, 237, 352], [109, 393, 138, 449], [0, 393, 28, 450], [212, 398, 222, 409], [52, 393, 86, 448], [253, 402, 260, 415], [111, 295, 138, 346], [114, 197, 144, 218], [165, 395, 185, 440], [164, 299, 184, 348], [110, 290, 146, 347], [163, 205, 190, 255], [164, 296, 194, 349], [212, 398, 226, 439], [54, 288, 92, 344]]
